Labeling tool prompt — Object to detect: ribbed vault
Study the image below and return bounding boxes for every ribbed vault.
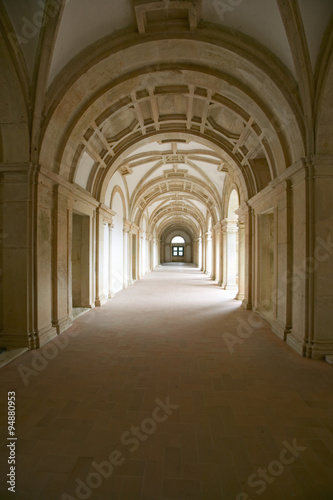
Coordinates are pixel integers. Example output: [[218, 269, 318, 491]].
[[36, 33, 308, 245]]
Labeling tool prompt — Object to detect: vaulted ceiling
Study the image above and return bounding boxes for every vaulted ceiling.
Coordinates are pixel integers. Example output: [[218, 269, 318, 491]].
[[0, 0, 332, 239]]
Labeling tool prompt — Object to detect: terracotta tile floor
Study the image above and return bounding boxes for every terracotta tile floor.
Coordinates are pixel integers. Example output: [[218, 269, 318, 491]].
[[1, 264, 333, 500]]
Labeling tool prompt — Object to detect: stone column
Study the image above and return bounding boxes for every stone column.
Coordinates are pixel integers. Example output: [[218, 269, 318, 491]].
[[137, 233, 140, 277], [286, 156, 333, 359], [156, 238, 161, 266], [123, 226, 129, 288], [211, 228, 216, 280], [1, 165, 38, 349], [108, 223, 114, 298], [215, 223, 223, 286], [206, 232, 212, 276], [221, 221, 227, 288], [146, 234, 150, 270], [241, 204, 253, 310], [271, 181, 292, 340], [150, 237, 154, 270], [214, 227, 219, 284], [236, 219, 245, 301], [197, 237, 202, 269], [165, 243, 171, 262], [95, 206, 108, 307], [128, 229, 133, 286], [226, 220, 238, 289], [202, 234, 206, 273], [91, 212, 96, 306], [160, 241, 164, 264], [310, 156, 333, 359], [221, 219, 238, 290], [138, 228, 144, 278], [0, 165, 65, 349], [192, 239, 197, 265], [53, 184, 73, 334]]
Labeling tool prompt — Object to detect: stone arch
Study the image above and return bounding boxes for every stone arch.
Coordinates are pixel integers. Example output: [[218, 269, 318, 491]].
[[222, 174, 243, 221], [0, 35, 29, 163], [315, 24, 333, 154], [110, 188, 125, 293], [39, 32, 305, 199], [227, 187, 240, 220], [161, 227, 193, 263], [110, 185, 127, 221]]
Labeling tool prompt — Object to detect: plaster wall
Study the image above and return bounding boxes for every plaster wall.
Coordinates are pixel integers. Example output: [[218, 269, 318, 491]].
[[111, 192, 124, 294], [72, 213, 90, 307]]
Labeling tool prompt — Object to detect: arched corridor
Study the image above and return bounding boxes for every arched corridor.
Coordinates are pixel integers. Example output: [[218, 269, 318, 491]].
[[1, 0, 333, 498], [1, 264, 333, 499]]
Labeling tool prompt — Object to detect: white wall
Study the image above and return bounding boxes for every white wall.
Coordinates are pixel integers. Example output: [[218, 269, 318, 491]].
[[103, 223, 109, 298], [111, 191, 124, 293]]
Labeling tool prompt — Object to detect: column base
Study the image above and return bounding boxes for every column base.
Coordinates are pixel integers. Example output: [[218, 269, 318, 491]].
[[53, 315, 73, 335], [225, 284, 238, 290], [95, 293, 108, 307], [241, 299, 252, 310], [0, 330, 35, 350], [286, 330, 307, 357], [271, 319, 291, 341], [305, 339, 333, 360], [37, 324, 58, 348], [2, 325, 58, 350], [236, 292, 244, 301]]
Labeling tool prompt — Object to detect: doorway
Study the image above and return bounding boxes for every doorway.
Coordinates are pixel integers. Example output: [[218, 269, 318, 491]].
[[171, 236, 185, 262], [72, 213, 90, 310]]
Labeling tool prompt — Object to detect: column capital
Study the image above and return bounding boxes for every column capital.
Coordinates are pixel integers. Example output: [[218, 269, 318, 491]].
[[235, 202, 251, 219], [221, 218, 238, 230], [123, 220, 131, 233], [97, 202, 116, 222]]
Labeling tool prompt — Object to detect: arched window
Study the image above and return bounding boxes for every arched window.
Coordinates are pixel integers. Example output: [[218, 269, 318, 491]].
[[171, 236, 185, 244], [228, 189, 239, 219], [225, 189, 240, 291], [171, 236, 185, 258]]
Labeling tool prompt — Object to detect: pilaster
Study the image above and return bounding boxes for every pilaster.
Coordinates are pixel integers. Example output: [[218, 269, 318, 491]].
[[52, 183, 73, 334], [286, 155, 333, 358], [108, 223, 114, 297]]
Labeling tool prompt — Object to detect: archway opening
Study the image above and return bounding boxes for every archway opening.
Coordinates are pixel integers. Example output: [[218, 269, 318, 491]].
[[257, 211, 275, 320], [171, 236, 185, 263], [206, 217, 213, 276], [171, 236, 185, 244], [224, 189, 239, 291], [111, 191, 124, 293], [72, 213, 90, 314]]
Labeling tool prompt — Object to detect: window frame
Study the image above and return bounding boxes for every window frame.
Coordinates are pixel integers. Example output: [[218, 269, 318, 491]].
[[172, 245, 184, 256]]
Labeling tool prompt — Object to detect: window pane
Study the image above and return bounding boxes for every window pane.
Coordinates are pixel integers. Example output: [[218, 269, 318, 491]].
[[171, 236, 185, 244], [179, 248, 184, 255]]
